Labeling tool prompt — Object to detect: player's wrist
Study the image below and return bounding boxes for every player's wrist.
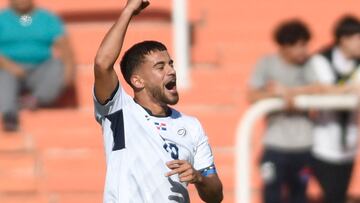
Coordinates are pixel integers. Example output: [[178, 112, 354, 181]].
[[123, 6, 137, 16], [193, 170, 204, 184]]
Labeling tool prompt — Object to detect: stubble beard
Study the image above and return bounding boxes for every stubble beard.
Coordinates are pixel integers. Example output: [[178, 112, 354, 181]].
[[150, 85, 179, 106]]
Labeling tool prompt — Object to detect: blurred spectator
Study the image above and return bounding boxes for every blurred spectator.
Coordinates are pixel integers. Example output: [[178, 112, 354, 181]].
[[0, 0, 75, 132], [248, 20, 318, 203], [310, 15, 360, 203]]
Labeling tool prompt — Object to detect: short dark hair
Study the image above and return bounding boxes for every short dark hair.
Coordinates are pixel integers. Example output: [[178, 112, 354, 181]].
[[334, 15, 360, 44], [120, 40, 167, 87], [274, 19, 311, 46]]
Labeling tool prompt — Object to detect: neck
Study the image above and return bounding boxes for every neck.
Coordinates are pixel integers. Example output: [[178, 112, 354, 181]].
[[134, 94, 169, 117], [12, 6, 34, 15], [279, 51, 295, 65], [338, 45, 353, 59]]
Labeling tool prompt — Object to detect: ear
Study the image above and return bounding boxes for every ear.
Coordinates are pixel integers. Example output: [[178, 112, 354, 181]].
[[130, 74, 145, 89]]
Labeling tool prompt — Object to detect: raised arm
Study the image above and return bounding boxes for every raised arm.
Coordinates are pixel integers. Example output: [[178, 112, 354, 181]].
[[94, 0, 149, 104]]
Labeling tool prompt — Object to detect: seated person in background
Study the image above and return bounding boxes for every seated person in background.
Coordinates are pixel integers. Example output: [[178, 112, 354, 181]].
[[0, 0, 75, 132], [248, 20, 319, 203], [310, 15, 360, 203]]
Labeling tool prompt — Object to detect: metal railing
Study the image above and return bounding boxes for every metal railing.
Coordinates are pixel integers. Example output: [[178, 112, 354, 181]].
[[235, 94, 359, 203]]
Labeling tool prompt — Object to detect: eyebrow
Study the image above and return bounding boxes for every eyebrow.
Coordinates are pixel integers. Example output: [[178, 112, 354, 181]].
[[153, 59, 174, 67]]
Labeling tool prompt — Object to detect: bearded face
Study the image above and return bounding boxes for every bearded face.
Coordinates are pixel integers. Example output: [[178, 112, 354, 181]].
[[132, 50, 179, 106]]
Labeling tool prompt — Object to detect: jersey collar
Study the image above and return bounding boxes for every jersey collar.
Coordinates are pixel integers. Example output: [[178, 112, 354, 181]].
[[133, 99, 172, 118]]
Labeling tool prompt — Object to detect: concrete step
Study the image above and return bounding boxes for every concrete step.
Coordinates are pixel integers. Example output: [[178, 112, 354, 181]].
[[20, 110, 102, 150], [39, 148, 105, 192], [0, 194, 49, 203], [52, 193, 103, 203], [0, 152, 38, 193], [0, 133, 33, 152]]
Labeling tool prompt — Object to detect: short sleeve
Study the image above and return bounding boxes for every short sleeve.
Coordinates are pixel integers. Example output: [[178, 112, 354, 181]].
[[193, 119, 215, 171], [94, 84, 126, 123], [303, 61, 320, 84], [46, 12, 65, 42], [249, 57, 270, 89], [309, 55, 335, 85]]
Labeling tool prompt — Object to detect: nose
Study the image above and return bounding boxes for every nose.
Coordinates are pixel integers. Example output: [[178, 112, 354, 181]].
[[167, 64, 176, 76]]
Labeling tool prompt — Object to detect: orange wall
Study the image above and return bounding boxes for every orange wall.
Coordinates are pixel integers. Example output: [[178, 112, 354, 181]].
[[1, 0, 359, 68]]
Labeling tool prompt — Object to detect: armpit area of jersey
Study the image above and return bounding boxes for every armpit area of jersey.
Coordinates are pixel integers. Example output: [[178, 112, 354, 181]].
[[100, 82, 120, 105], [200, 165, 217, 177]]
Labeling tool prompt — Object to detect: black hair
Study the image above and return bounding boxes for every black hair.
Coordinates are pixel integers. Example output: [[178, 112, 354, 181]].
[[120, 40, 167, 87], [274, 19, 311, 46], [334, 15, 360, 44]]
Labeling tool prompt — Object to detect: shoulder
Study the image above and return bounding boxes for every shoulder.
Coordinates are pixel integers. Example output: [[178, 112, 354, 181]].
[[309, 54, 332, 72], [170, 109, 205, 138], [257, 54, 278, 65], [0, 8, 12, 18], [171, 109, 201, 126], [36, 8, 56, 17], [254, 54, 281, 72], [308, 54, 335, 84], [36, 8, 63, 22], [310, 54, 330, 64]]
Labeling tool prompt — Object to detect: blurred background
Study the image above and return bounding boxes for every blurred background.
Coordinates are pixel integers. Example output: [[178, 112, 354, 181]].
[[1, 0, 360, 203]]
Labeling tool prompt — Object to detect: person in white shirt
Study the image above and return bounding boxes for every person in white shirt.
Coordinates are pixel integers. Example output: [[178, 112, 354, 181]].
[[310, 15, 360, 203], [93, 0, 223, 202]]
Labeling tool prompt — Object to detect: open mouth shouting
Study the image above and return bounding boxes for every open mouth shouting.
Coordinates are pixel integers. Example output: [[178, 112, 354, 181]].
[[164, 78, 178, 94]]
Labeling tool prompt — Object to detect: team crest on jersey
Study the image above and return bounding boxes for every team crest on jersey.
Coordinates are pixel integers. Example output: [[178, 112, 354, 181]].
[[154, 122, 167, 131], [177, 128, 187, 137]]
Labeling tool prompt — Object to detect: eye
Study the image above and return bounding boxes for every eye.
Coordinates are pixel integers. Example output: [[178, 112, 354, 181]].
[[155, 65, 164, 70]]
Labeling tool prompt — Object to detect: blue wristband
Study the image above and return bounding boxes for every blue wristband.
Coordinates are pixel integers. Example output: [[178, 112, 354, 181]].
[[200, 165, 217, 177]]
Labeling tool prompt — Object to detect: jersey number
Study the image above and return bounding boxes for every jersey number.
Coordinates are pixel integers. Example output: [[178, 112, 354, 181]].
[[163, 143, 179, 160]]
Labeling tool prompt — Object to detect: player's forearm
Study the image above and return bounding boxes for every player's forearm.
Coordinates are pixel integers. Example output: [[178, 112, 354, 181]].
[[195, 175, 223, 203], [93, 6, 136, 104], [94, 7, 135, 71]]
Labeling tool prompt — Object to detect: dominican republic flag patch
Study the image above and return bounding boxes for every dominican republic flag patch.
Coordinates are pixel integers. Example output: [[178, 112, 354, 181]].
[[154, 122, 167, 131]]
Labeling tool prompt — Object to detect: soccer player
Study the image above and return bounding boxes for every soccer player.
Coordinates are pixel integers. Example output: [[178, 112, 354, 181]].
[[93, 0, 223, 202]]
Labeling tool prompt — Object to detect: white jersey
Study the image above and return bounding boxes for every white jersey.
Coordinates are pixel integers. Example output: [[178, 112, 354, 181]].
[[310, 50, 360, 163], [93, 84, 215, 203]]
